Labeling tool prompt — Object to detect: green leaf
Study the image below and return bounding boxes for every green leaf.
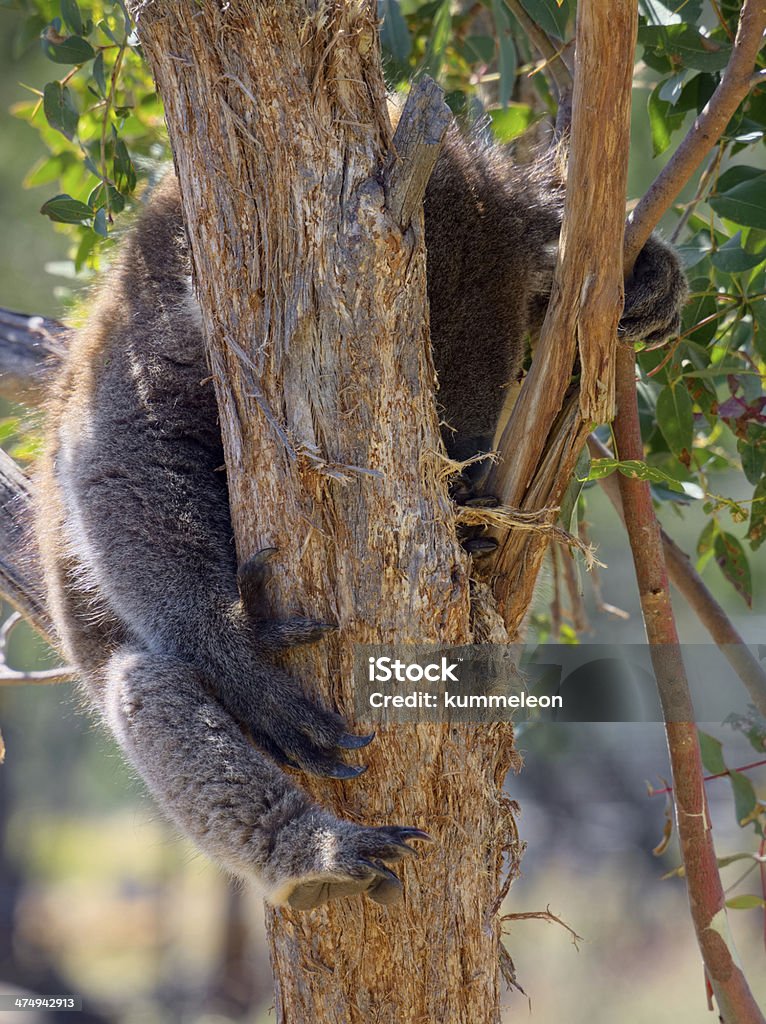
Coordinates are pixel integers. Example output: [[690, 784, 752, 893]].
[[93, 206, 108, 237], [710, 174, 766, 230], [42, 80, 78, 141], [656, 383, 694, 466], [682, 277, 718, 344], [40, 193, 94, 224], [676, 231, 712, 271], [726, 894, 766, 910], [728, 769, 759, 828], [714, 531, 752, 607], [420, 0, 451, 79], [489, 105, 533, 142], [747, 478, 766, 552], [716, 165, 765, 193], [87, 182, 125, 214], [379, 0, 411, 63], [698, 729, 726, 775], [113, 137, 136, 193], [491, 0, 516, 108], [738, 425, 766, 487], [696, 520, 717, 571], [648, 82, 685, 156], [583, 457, 686, 492], [638, 24, 731, 72], [60, 0, 83, 35], [518, 0, 570, 38], [711, 232, 766, 274], [41, 32, 95, 65], [462, 35, 494, 64], [92, 50, 106, 98]]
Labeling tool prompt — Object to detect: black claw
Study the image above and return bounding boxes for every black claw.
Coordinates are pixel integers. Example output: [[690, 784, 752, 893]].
[[359, 859, 401, 884], [337, 731, 375, 750], [392, 827, 434, 843], [326, 763, 367, 780], [238, 547, 277, 578], [462, 495, 500, 508], [463, 537, 499, 554]]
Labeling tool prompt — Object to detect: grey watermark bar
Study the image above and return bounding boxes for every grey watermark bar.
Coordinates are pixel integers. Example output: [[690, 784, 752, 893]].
[[353, 643, 764, 724], [0, 996, 83, 1011]]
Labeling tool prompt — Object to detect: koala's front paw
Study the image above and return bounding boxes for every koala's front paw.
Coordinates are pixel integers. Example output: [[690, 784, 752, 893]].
[[275, 825, 433, 910], [238, 547, 337, 650], [451, 479, 499, 557], [620, 234, 688, 343], [245, 668, 375, 779]]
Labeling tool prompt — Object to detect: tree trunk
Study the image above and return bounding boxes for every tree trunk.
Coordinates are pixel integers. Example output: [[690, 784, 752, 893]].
[[126, 2, 519, 1021]]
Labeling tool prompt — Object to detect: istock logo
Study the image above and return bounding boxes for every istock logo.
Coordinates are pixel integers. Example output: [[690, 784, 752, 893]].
[[368, 656, 460, 683]]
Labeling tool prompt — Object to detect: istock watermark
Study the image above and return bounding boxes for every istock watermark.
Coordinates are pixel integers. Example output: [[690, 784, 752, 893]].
[[352, 643, 760, 725]]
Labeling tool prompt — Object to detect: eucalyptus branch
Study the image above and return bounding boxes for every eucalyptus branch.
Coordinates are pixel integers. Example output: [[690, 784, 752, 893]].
[[588, 433, 766, 719]]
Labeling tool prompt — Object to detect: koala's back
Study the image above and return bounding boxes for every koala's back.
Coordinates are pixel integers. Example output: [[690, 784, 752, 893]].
[[36, 175, 234, 685]]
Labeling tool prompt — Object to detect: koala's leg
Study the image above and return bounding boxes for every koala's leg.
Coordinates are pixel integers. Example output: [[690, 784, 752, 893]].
[[621, 234, 688, 342], [99, 646, 430, 908]]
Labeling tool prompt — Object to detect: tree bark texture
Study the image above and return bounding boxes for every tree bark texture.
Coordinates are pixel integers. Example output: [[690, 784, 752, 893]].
[[126, 2, 518, 1022], [486, 0, 638, 637]]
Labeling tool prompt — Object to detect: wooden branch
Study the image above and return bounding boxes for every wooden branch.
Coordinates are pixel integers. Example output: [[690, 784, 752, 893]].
[[588, 434, 766, 718], [0, 449, 53, 643], [625, 0, 766, 266], [385, 76, 452, 230], [487, 0, 638, 632], [0, 307, 66, 404], [504, 0, 573, 102], [613, 348, 766, 1022]]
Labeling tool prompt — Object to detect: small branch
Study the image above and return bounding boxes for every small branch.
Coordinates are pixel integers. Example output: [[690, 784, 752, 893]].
[[385, 76, 452, 230], [0, 306, 66, 403], [0, 448, 55, 644], [487, 0, 637, 632], [625, 0, 766, 265], [0, 667, 76, 686], [650, 759, 766, 796], [504, 0, 573, 103], [588, 434, 766, 719]]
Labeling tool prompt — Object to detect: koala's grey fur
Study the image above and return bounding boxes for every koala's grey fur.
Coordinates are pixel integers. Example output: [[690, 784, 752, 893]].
[[35, 119, 686, 910]]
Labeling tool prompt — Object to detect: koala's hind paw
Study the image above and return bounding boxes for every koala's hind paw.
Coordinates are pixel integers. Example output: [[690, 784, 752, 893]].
[[453, 488, 500, 557], [246, 675, 375, 779], [281, 825, 433, 910], [620, 234, 687, 344], [238, 548, 338, 650]]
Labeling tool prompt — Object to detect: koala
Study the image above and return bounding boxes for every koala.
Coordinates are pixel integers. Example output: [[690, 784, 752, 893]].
[[424, 129, 686, 494], [34, 115, 686, 911]]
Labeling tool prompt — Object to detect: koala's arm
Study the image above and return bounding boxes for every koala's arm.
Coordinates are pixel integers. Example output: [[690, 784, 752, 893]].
[[424, 130, 688, 465], [35, 175, 428, 909]]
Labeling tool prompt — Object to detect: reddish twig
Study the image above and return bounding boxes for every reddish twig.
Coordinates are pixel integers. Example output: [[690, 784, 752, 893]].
[[649, 758, 766, 796]]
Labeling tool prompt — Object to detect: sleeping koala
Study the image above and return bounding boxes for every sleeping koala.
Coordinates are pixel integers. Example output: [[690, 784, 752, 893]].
[[33, 113, 686, 910]]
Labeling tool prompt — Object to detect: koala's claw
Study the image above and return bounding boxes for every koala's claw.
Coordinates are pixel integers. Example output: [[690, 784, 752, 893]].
[[462, 536, 499, 555], [462, 495, 500, 509], [283, 824, 433, 910], [237, 547, 278, 612], [337, 731, 375, 749], [389, 826, 433, 845], [325, 763, 367, 780]]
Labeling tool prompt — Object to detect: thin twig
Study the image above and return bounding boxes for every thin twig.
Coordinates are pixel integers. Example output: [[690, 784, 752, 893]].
[[588, 434, 766, 719]]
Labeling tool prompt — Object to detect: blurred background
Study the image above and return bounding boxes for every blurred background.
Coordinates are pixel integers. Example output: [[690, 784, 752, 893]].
[[0, 2, 765, 1022]]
